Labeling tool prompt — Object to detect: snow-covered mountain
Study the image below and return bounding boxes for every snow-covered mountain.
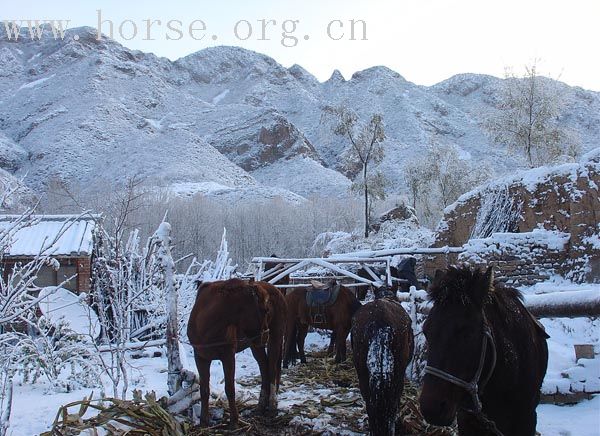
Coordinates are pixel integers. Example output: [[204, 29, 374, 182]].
[[1, 26, 599, 202]]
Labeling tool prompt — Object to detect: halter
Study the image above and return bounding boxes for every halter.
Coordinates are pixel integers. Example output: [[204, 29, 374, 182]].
[[424, 322, 497, 414]]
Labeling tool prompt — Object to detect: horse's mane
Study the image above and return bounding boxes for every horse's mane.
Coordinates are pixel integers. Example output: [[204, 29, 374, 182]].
[[428, 265, 522, 309]]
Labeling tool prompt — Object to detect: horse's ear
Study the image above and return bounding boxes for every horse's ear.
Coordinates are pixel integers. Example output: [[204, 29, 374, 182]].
[[485, 266, 495, 293], [432, 269, 444, 285]]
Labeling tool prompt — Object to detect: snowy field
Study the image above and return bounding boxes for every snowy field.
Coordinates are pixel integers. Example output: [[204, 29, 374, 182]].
[[7, 282, 600, 435]]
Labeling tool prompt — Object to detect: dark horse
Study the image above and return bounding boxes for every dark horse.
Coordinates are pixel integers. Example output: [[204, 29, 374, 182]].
[[283, 280, 361, 367], [356, 257, 419, 300], [419, 266, 549, 436], [187, 279, 287, 428], [352, 291, 414, 435]]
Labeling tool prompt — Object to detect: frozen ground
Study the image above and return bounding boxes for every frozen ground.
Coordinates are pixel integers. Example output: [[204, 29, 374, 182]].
[[7, 283, 600, 435]]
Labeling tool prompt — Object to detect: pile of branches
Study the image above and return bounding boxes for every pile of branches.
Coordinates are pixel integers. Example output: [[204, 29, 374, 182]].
[[41, 391, 187, 436]]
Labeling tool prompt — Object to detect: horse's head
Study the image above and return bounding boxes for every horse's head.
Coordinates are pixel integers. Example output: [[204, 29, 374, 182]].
[[419, 265, 495, 426]]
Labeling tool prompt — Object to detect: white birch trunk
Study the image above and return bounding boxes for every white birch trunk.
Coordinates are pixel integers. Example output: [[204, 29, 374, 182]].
[[155, 222, 183, 395]]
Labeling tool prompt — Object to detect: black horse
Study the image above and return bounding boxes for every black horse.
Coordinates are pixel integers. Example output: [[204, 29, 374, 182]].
[[419, 266, 549, 436], [351, 290, 414, 435]]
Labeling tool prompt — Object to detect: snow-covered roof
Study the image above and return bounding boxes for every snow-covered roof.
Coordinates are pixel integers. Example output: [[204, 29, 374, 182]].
[[0, 215, 98, 257]]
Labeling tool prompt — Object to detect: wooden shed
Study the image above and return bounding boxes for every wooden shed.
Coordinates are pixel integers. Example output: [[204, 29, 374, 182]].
[[0, 214, 98, 293]]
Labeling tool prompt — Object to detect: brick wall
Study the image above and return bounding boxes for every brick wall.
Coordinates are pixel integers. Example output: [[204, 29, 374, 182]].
[[76, 257, 91, 293]]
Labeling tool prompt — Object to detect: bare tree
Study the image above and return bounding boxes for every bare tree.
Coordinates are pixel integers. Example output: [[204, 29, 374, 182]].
[[486, 61, 579, 167], [328, 107, 386, 237]]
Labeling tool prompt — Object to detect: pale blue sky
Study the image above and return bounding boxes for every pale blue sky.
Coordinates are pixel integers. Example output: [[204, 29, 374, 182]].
[[4, 0, 599, 90]]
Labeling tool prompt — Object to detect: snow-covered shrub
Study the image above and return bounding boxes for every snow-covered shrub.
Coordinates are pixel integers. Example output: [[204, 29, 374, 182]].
[[0, 317, 101, 392]]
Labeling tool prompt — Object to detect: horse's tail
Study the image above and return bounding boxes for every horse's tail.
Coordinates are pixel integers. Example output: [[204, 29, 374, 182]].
[[362, 324, 398, 436]]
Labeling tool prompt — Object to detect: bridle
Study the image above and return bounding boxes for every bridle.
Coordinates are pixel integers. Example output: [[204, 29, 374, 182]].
[[424, 320, 497, 415]]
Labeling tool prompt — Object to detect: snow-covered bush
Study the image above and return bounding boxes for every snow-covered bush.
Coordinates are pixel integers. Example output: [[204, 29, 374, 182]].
[[0, 317, 101, 392]]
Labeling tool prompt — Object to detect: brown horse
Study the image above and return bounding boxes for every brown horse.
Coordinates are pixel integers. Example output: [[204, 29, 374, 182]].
[[187, 279, 287, 428], [283, 280, 361, 367], [351, 292, 414, 435], [419, 266, 549, 436]]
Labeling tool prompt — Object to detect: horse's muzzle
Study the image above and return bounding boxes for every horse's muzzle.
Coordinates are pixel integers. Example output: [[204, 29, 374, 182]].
[[419, 380, 457, 427]]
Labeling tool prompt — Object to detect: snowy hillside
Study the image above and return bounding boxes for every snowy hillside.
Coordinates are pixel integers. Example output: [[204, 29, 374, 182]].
[[1, 26, 599, 202]]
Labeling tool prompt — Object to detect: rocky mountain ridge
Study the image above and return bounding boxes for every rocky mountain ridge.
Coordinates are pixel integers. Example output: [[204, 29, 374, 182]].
[[1, 26, 599, 205]]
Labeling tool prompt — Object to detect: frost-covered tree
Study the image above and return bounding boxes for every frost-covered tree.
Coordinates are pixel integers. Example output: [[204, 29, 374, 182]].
[[327, 106, 386, 237], [403, 143, 490, 226], [486, 61, 579, 167], [90, 220, 175, 398]]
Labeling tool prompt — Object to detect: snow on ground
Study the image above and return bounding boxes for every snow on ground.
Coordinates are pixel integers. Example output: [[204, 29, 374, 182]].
[[251, 156, 352, 199], [520, 278, 600, 397], [212, 89, 230, 105], [538, 396, 600, 436], [17, 74, 55, 91], [166, 181, 307, 204]]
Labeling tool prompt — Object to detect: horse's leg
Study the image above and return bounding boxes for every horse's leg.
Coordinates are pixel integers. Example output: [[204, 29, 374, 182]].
[[250, 345, 269, 414], [334, 327, 349, 363], [327, 331, 336, 356], [297, 323, 309, 364], [283, 316, 298, 368], [194, 352, 211, 427], [221, 351, 238, 429], [266, 336, 283, 414]]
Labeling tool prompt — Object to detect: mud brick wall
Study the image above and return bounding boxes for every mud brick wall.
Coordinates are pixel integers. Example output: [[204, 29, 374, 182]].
[[424, 232, 573, 287]]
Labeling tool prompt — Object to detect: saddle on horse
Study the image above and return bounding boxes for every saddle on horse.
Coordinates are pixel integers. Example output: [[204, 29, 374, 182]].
[[306, 280, 341, 326]]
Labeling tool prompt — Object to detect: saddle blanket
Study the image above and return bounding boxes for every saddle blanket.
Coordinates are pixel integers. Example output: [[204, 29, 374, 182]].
[[306, 283, 341, 307]]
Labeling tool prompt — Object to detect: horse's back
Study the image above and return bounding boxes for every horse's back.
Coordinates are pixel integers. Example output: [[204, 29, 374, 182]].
[[352, 298, 413, 366]]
